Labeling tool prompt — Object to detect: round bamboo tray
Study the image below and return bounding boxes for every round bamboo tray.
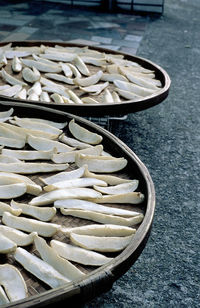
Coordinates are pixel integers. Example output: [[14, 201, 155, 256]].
[[0, 41, 171, 117], [0, 100, 155, 307]]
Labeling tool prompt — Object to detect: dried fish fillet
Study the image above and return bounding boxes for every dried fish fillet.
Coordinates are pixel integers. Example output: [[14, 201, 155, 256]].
[[59, 133, 92, 149], [11, 200, 57, 222], [60, 62, 73, 77], [0, 233, 17, 253], [34, 235, 85, 280], [0, 52, 7, 68], [79, 56, 107, 67], [115, 88, 142, 100], [40, 91, 51, 102], [114, 80, 156, 97], [2, 212, 60, 237], [0, 136, 25, 148], [0, 68, 27, 86], [70, 232, 133, 252], [0, 183, 26, 199], [45, 73, 74, 85], [54, 199, 140, 217], [0, 154, 21, 163], [75, 153, 127, 173], [67, 89, 83, 104], [22, 67, 41, 83], [81, 97, 100, 104], [0, 84, 22, 97], [0, 225, 36, 246], [69, 119, 103, 145], [93, 181, 139, 195], [23, 117, 68, 129], [11, 56, 22, 73], [27, 81, 42, 96], [0, 122, 25, 141], [40, 52, 76, 62], [14, 247, 70, 288], [27, 134, 75, 152], [61, 208, 144, 226], [125, 72, 160, 90], [50, 240, 112, 266], [73, 56, 90, 76], [29, 187, 102, 206], [90, 191, 145, 204], [74, 70, 103, 87], [14, 88, 27, 100], [21, 59, 62, 73], [5, 50, 31, 59], [39, 165, 85, 185], [0, 171, 42, 195], [11, 116, 62, 136], [80, 81, 109, 95], [52, 144, 103, 163], [101, 73, 128, 82], [0, 201, 21, 216], [0, 285, 9, 304], [0, 162, 69, 174], [67, 63, 81, 78], [2, 147, 57, 161], [0, 264, 27, 302], [103, 88, 114, 103], [44, 177, 107, 192]]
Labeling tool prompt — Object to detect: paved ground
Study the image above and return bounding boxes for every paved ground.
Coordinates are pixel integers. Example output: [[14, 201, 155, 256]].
[[0, 0, 199, 307]]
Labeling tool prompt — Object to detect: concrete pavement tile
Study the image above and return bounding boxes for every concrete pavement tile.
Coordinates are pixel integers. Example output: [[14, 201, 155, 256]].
[[0, 24, 17, 32], [87, 21, 120, 29], [91, 36, 112, 44], [112, 39, 140, 49], [1, 32, 31, 42], [0, 17, 28, 27], [16, 26, 38, 35], [124, 34, 143, 42], [120, 46, 137, 55], [100, 44, 120, 51]]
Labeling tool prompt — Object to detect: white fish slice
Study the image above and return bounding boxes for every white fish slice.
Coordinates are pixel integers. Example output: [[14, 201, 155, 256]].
[[0, 69, 26, 86], [0, 52, 7, 68], [0, 122, 25, 141], [114, 80, 156, 97], [0, 201, 21, 216], [93, 181, 139, 195], [11, 200, 57, 222], [0, 183, 26, 199], [41, 85, 70, 99], [81, 97, 100, 104], [61, 208, 144, 226], [32, 53, 57, 65], [125, 72, 160, 90], [21, 59, 62, 73], [0, 264, 27, 302], [12, 116, 62, 136], [59, 133, 92, 149], [74, 70, 103, 87], [0, 117, 12, 123], [27, 81, 42, 96], [14, 247, 70, 288], [0, 225, 36, 246], [60, 62, 73, 77], [0, 172, 42, 195], [40, 52, 76, 62], [118, 65, 154, 74], [62, 223, 136, 237], [0, 84, 22, 97], [0, 233, 17, 253], [39, 165, 85, 185], [0, 136, 25, 148], [0, 154, 21, 163], [11, 56, 22, 73], [67, 63, 82, 78], [0, 85, 10, 91], [40, 76, 65, 89], [2, 212, 60, 237], [22, 117, 68, 129], [106, 64, 119, 74], [14, 88, 27, 100], [22, 67, 40, 83], [34, 234, 85, 280], [112, 91, 121, 102], [69, 119, 103, 145], [103, 89, 114, 103], [90, 191, 145, 204], [27, 134, 75, 152], [29, 187, 102, 206], [28, 93, 39, 101], [67, 89, 83, 104], [0, 285, 9, 304], [2, 147, 57, 161], [54, 198, 140, 217], [52, 144, 103, 163], [79, 56, 107, 67], [101, 73, 128, 82], [3, 121, 58, 140], [70, 232, 133, 252], [73, 56, 90, 76], [50, 240, 112, 266], [76, 153, 127, 173], [40, 91, 51, 102], [0, 162, 69, 174], [115, 88, 142, 100], [80, 81, 109, 95], [5, 50, 31, 59], [44, 177, 107, 192], [45, 73, 74, 85]]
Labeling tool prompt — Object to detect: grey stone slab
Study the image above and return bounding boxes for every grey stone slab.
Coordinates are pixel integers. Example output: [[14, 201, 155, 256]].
[[87, 22, 120, 29], [120, 46, 137, 55], [0, 17, 28, 27], [16, 26, 38, 35], [101, 44, 120, 51], [1, 32, 31, 42], [91, 36, 112, 44], [112, 38, 140, 49], [124, 34, 143, 42]]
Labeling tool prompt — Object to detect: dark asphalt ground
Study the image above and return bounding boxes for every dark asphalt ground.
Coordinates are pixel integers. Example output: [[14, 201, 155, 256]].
[[83, 0, 200, 307]]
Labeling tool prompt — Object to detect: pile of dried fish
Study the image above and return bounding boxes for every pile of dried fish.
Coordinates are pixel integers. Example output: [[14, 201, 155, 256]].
[[0, 107, 145, 304], [0, 43, 162, 105]]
